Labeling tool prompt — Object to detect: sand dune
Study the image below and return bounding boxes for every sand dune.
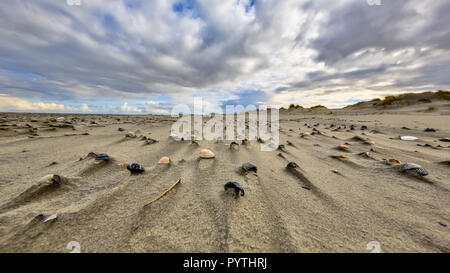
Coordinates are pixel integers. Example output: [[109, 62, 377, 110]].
[[0, 91, 449, 253]]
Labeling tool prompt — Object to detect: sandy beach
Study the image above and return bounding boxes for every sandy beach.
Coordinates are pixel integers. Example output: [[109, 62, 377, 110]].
[[0, 91, 449, 253]]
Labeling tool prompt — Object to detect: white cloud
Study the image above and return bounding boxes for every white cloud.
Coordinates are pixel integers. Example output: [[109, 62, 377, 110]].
[[120, 102, 142, 113], [81, 103, 90, 112], [0, 94, 65, 111]]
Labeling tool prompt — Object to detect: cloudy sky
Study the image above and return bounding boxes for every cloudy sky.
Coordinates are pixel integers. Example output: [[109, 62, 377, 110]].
[[0, 0, 449, 114]]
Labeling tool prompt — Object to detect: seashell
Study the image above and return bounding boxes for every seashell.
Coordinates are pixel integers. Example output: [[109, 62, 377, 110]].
[[158, 156, 170, 164], [242, 162, 257, 173], [351, 135, 366, 142], [388, 158, 401, 164], [118, 163, 129, 167], [358, 151, 371, 158], [38, 174, 57, 185], [127, 163, 145, 173], [56, 117, 65, 122], [230, 141, 239, 149], [438, 160, 450, 166], [301, 132, 311, 136], [43, 214, 57, 223], [278, 144, 286, 151], [338, 145, 349, 151], [125, 132, 136, 138], [146, 138, 158, 144], [200, 149, 215, 159], [400, 162, 428, 176], [224, 182, 245, 196], [400, 136, 418, 141], [331, 154, 350, 159], [95, 153, 109, 161]]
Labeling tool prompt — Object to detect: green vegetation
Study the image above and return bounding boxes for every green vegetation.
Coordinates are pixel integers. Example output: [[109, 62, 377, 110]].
[[308, 105, 326, 111], [436, 90, 450, 100], [376, 95, 405, 106], [288, 104, 302, 110], [427, 106, 438, 111]]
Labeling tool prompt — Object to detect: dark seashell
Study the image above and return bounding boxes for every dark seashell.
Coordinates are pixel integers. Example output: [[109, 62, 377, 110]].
[[230, 141, 239, 149], [224, 181, 245, 196], [361, 125, 368, 130], [358, 151, 371, 158], [95, 153, 110, 161], [287, 162, 298, 169], [47, 161, 58, 167], [438, 160, 450, 166], [127, 163, 145, 173], [424, 128, 436, 132], [118, 128, 125, 131], [400, 162, 428, 176], [242, 162, 257, 173], [146, 138, 158, 144]]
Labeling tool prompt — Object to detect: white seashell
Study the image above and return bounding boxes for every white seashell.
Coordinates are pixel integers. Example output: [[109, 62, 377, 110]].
[[400, 136, 418, 141]]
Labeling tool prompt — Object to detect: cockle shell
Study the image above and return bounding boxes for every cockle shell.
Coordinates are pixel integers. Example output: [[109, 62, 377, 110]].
[[331, 154, 350, 159], [200, 149, 215, 159], [338, 145, 349, 150], [158, 156, 170, 164]]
